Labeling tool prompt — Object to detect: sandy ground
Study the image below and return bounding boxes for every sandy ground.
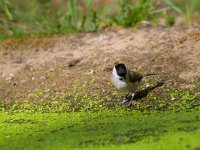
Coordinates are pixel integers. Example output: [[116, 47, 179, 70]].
[[0, 25, 200, 104]]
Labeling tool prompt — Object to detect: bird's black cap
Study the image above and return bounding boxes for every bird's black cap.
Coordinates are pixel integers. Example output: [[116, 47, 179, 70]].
[[115, 63, 127, 77]]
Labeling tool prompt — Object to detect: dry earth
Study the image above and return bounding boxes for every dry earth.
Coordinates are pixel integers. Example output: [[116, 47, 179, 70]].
[[0, 26, 200, 106]]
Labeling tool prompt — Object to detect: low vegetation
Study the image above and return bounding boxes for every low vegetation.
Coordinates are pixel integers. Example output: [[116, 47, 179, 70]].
[[0, 0, 200, 39], [1, 107, 200, 150]]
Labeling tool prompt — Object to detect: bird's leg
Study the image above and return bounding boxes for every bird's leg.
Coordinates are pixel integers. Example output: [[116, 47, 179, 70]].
[[130, 93, 135, 100], [120, 93, 135, 107], [128, 92, 137, 106], [125, 93, 136, 107], [119, 94, 129, 106]]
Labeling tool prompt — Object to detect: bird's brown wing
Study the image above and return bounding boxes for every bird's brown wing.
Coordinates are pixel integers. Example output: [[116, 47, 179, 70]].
[[128, 71, 143, 83]]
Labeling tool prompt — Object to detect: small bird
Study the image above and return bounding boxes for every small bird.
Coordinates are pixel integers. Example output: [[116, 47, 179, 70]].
[[111, 63, 158, 106]]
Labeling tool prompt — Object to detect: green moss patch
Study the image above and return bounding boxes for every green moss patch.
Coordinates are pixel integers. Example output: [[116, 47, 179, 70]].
[[0, 108, 200, 150]]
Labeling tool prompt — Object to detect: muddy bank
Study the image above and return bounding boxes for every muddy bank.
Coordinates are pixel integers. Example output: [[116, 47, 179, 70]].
[[0, 26, 199, 106]]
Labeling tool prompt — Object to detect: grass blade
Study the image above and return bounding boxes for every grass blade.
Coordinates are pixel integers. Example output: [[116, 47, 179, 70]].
[[162, 0, 183, 14]]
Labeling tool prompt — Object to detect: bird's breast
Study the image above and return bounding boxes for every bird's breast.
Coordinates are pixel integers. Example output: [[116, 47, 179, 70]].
[[111, 77, 137, 93]]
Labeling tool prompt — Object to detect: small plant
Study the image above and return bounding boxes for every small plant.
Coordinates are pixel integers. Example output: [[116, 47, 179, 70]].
[[162, 10, 175, 27], [163, 0, 200, 24], [0, 0, 12, 20], [80, 0, 100, 32], [64, 0, 79, 32], [112, 0, 156, 27]]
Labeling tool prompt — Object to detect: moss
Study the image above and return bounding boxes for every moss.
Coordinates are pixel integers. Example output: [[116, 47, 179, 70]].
[[0, 107, 200, 150], [0, 75, 199, 113]]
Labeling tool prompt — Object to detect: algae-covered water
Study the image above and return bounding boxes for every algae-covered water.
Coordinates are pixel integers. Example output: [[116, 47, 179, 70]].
[[0, 108, 200, 150]]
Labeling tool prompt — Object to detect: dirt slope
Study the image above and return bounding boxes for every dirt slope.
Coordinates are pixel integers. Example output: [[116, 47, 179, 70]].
[[0, 26, 200, 105]]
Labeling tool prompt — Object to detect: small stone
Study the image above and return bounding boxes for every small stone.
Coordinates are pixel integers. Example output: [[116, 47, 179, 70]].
[[66, 58, 81, 67]]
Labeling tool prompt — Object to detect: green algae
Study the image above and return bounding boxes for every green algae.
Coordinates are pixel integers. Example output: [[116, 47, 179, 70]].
[[0, 107, 200, 150]]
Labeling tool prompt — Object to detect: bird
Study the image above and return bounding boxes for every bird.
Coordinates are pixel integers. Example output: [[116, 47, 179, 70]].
[[111, 63, 158, 106]]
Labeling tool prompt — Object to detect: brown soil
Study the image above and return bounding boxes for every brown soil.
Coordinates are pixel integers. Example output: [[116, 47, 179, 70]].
[[0, 26, 200, 105]]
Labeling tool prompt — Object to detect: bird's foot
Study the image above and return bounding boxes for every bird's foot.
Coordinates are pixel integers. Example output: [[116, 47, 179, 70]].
[[119, 93, 136, 107]]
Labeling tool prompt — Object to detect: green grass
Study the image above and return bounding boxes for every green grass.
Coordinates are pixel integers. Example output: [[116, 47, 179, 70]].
[[0, 0, 200, 39], [112, 0, 156, 27], [0, 0, 101, 37], [163, 0, 200, 24], [0, 107, 200, 150]]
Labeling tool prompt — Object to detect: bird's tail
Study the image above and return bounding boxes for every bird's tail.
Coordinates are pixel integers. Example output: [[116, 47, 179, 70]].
[[142, 73, 158, 81]]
